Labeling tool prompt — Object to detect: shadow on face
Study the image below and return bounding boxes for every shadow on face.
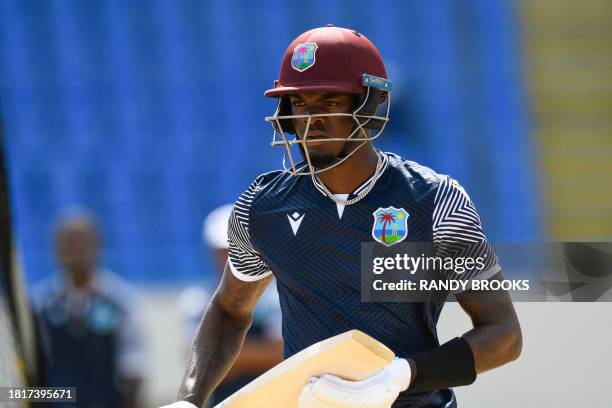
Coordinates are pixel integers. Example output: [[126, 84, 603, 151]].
[[289, 92, 361, 167]]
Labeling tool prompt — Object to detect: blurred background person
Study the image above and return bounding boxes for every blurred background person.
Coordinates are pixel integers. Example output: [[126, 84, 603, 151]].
[[33, 209, 146, 408], [177, 204, 283, 406]]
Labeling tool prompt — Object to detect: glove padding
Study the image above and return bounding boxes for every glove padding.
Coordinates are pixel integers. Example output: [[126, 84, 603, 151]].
[[298, 358, 411, 408], [159, 401, 198, 408]]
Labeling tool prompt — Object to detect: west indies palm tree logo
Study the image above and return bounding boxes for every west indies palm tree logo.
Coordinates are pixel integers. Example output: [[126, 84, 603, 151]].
[[372, 207, 410, 246], [291, 42, 318, 72]]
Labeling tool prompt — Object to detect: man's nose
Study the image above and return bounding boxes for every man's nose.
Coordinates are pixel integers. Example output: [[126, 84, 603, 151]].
[[302, 108, 326, 126]]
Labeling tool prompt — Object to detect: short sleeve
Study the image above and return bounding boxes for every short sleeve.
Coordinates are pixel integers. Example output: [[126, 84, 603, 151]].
[[227, 178, 273, 281], [432, 177, 501, 282]]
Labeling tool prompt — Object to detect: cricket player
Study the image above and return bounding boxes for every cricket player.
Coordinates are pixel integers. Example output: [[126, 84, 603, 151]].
[[164, 25, 522, 408]]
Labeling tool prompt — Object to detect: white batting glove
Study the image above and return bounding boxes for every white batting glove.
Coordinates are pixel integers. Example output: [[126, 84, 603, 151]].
[[298, 358, 411, 408], [159, 401, 198, 408]]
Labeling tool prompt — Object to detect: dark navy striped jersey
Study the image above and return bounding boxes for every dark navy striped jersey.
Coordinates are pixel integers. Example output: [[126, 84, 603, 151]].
[[227, 152, 499, 408]]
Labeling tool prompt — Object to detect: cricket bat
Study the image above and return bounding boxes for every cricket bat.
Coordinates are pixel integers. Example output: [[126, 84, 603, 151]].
[[213, 329, 395, 408]]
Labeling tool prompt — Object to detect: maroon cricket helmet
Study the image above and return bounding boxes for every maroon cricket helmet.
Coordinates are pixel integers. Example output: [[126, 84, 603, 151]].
[[264, 25, 392, 175], [264, 24, 388, 97]]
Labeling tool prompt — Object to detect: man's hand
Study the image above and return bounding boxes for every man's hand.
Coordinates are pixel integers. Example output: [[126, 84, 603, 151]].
[[159, 402, 198, 408], [298, 358, 411, 408]]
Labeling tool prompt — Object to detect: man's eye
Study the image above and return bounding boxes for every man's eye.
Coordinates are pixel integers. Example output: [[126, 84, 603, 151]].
[[292, 101, 304, 107], [325, 101, 339, 107]]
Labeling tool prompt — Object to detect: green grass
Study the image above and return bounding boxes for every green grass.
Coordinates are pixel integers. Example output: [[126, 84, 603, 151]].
[[384, 234, 402, 244]]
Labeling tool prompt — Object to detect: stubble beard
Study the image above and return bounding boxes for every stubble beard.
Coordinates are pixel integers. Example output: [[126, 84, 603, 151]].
[[299, 144, 338, 169]]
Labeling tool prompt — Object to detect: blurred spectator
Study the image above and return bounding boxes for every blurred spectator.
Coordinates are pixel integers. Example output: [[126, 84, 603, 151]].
[[177, 204, 283, 405], [33, 209, 145, 408]]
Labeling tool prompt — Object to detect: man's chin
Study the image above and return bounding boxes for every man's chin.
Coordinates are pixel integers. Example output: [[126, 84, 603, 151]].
[[300, 147, 338, 169]]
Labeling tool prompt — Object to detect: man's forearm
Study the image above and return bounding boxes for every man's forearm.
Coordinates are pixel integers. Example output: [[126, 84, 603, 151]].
[[407, 287, 522, 394], [225, 338, 283, 380], [177, 296, 252, 407], [462, 320, 522, 373]]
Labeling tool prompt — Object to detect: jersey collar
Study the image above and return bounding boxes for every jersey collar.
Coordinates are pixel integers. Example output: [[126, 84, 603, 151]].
[[311, 151, 389, 198]]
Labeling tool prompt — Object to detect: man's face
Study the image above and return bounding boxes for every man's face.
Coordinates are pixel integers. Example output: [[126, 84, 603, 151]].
[[55, 223, 99, 282], [289, 92, 359, 168]]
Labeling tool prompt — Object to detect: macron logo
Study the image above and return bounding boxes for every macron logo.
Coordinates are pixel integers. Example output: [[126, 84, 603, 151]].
[[287, 212, 305, 236]]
